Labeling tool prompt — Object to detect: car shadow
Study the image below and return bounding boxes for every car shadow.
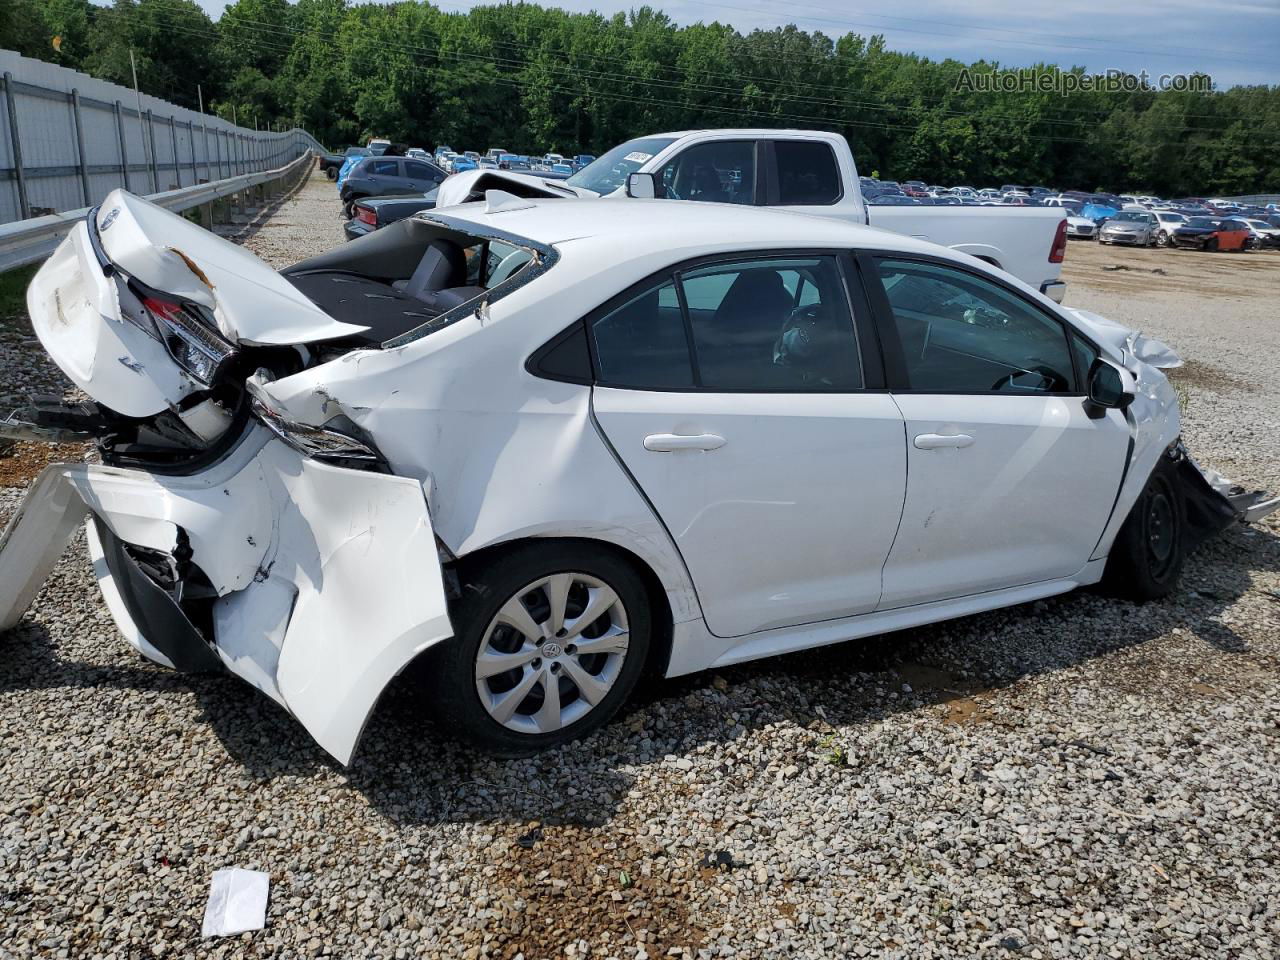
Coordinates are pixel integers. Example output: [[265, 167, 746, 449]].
[[1, 522, 1276, 833]]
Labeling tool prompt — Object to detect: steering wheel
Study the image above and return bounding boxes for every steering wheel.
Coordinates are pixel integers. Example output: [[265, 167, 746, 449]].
[[774, 303, 826, 366]]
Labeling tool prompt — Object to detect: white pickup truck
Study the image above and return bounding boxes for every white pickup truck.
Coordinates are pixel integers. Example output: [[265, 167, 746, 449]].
[[435, 129, 1070, 302]]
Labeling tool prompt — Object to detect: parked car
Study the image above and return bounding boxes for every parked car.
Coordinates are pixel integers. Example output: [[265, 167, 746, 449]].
[[1170, 217, 1250, 251], [573, 154, 597, 168], [1098, 211, 1157, 246], [367, 138, 392, 156], [344, 190, 439, 241], [1152, 211, 1189, 246], [320, 146, 367, 181], [1065, 215, 1097, 239], [436, 130, 1071, 301], [1225, 218, 1280, 249], [6, 190, 1276, 763], [339, 156, 447, 218]]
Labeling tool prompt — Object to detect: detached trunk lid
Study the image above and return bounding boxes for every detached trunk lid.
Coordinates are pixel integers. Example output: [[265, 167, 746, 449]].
[[93, 190, 365, 346], [26, 190, 368, 418]]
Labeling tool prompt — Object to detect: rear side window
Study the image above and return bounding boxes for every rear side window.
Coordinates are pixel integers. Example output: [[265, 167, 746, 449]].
[[680, 257, 861, 390], [590, 281, 694, 388], [589, 256, 862, 391], [369, 159, 398, 176], [773, 141, 841, 205]]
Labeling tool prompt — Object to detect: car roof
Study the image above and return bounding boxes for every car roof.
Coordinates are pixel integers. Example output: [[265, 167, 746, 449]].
[[433, 196, 942, 256]]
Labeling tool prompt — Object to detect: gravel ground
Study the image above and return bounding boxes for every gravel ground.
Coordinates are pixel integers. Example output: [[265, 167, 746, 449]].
[[2, 180, 1278, 959]]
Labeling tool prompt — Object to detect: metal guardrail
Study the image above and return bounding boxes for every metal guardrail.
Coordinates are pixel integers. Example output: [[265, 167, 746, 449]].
[[0, 150, 315, 273]]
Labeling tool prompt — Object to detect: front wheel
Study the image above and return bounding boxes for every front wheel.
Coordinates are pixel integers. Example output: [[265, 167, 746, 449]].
[[1103, 459, 1185, 601], [429, 543, 651, 756]]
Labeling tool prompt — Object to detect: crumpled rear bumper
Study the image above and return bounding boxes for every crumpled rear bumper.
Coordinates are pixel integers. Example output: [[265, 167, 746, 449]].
[[0, 426, 453, 764]]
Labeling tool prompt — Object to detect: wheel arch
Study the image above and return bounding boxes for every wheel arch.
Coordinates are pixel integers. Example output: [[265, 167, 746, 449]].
[[449, 535, 677, 679]]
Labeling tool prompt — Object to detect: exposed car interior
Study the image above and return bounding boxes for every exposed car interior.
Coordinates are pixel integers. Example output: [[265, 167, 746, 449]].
[[282, 218, 535, 347]]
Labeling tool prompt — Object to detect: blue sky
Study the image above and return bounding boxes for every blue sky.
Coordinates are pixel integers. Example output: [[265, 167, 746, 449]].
[[189, 0, 1278, 89]]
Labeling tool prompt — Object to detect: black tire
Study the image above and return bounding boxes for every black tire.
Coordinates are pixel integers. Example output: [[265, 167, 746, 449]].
[[1206, 237, 1219, 252], [325, 166, 337, 181], [429, 542, 652, 756], [341, 197, 358, 219], [1103, 459, 1185, 601]]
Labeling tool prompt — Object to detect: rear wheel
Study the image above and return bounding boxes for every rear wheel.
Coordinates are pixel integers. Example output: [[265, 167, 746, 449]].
[[325, 166, 337, 181], [1103, 459, 1185, 601], [429, 543, 651, 756], [1206, 237, 1219, 252], [341, 195, 367, 219]]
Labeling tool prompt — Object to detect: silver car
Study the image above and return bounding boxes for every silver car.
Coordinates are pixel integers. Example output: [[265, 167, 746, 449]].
[[1099, 211, 1157, 246]]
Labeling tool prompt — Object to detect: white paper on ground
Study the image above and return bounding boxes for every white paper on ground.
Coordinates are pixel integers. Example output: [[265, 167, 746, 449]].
[[201, 868, 269, 937]]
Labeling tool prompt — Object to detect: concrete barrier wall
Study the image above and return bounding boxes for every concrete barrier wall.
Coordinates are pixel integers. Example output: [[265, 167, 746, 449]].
[[0, 49, 324, 224]]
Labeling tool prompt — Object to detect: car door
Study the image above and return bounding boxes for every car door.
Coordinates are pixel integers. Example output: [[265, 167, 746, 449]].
[[862, 255, 1131, 609], [656, 140, 759, 206], [590, 253, 907, 638], [405, 160, 444, 192]]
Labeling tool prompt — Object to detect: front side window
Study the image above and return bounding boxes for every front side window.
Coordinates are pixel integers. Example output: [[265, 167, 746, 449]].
[[659, 141, 755, 205], [405, 161, 440, 181], [773, 141, 841, 205], [873, 259, 1076, 394], [590, 255, 861, 391]]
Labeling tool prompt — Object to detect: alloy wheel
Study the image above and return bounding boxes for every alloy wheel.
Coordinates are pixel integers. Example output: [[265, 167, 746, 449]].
[[474, 572, 630, 734]]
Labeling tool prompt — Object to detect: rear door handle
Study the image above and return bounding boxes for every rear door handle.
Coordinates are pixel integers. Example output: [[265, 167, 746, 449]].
[[914, 433, 974, 450], [643, 433, 727, 452]]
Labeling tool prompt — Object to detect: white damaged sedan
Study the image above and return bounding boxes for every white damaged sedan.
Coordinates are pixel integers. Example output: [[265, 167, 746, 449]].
[[1, 189, 1275, 764]]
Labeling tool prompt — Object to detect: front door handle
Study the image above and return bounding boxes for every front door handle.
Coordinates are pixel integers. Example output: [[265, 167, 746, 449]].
[[643, 433, 727, 452], [914, 433, 974, 450]]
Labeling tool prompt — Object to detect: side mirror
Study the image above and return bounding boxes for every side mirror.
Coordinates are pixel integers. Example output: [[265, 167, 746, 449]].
[[626, 172, 661, 199], [1085, 359, 1134, 418]]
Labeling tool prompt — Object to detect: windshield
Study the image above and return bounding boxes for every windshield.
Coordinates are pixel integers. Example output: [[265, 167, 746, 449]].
[[565, 137, 677, 195], [1187, 217, 1217, 227], [1115, 212, 1148, 222]]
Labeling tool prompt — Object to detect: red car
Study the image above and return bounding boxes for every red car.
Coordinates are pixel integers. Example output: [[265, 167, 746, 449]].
[[1170, 217, 1251, 252]]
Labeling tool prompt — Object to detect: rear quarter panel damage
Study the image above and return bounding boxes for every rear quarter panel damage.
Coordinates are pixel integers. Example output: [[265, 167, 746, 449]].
[[0, 429, 451, 765]]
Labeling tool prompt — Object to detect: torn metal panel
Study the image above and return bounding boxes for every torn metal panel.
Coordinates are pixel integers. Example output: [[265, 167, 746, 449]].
[[93, 190, 368, 347], [0, 430, 453, 764], [27, 220, 193, 418], [1194, 458, 1280, 525]]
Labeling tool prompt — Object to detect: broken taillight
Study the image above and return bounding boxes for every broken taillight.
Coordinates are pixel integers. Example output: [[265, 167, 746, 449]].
[[140, 295, 235, 386], [1049, 218, 1068, 264]]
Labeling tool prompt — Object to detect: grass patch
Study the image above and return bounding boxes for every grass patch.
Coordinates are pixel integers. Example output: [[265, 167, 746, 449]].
[[0, 264, 37, 320]]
